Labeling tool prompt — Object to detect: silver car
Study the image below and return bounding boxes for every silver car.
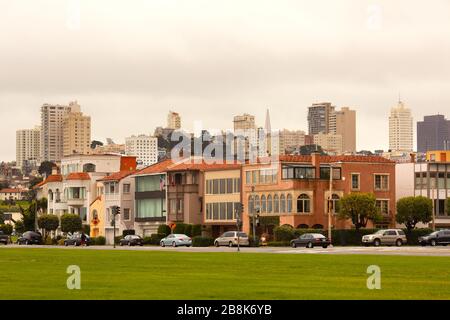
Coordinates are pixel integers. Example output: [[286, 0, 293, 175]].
[[214, 231, 250, 247], [362, 229, 407, 247], [160, 234, 192, 247]]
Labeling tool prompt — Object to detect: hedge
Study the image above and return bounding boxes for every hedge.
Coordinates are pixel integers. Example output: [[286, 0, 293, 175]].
[[157, 225, 172, 237], [91, 236, 106, 246], [267, 241, 291, 247], [192, 224, 202, 237], [143, 234, 165, 246], [0, 224, 13, 235], [403, 228, 433, 245], [192, 236, 214, 247], [173, 223, 188, 234]]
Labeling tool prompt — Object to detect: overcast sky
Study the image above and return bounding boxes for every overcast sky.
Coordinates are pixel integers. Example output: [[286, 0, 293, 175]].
[[1, 0, 450, 161]]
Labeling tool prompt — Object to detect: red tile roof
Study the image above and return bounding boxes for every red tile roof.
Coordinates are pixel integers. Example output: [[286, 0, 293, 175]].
[[278, 155, 395, 164], [66, 172, 91, 181], [0, 188, 25, 194], [98, 170, 136, 182], [46, 174, 63, 183], [165, 160, 242, 172], [134, 159, 175, 176]]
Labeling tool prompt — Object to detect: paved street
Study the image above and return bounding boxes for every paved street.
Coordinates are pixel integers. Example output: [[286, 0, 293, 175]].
[[3, 245, 450, 256]]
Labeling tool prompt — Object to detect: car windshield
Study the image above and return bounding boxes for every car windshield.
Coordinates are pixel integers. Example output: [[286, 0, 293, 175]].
[[312, 234, 325, 238], [374, 230, 385, 235], [429, 231, 439, 236]]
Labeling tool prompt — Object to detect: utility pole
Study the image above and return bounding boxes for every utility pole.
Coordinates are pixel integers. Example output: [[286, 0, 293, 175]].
[[112, 206, 121, 248]]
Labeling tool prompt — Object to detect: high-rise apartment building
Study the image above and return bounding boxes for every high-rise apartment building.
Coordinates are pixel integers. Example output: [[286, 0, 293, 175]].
[[63, 102, 91, 157], [279, 129, 306, 155], [233, 113, 256, 131], [16, 126, 41, 170], [125, 135, 158, 167], [329, 107, 356, 153], [389, 100, 413, 152], [313, 133, 343, 154], [167, 111, 181, 130], [417, 115, 450, 153], [308, 102, 335, 135], [40, 103, 75, 163]]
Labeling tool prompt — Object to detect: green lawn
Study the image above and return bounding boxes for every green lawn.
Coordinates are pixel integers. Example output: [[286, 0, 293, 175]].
[[1, 248, 450, 300]]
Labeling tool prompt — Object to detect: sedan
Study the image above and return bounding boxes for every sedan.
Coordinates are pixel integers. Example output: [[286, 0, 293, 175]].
[[160, 234, 192, 247], [17, 231, 42, 245], [120, 235, 144, 247], [64, 233, 91, 247], [419, 230, 450, 246], [290, 233, 331, 248]]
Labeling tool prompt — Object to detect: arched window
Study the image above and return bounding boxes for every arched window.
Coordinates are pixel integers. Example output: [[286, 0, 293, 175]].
[[248, 195, 254, 214], [312, 224, 324, 230], [267, 195, 273, 213], [297, 194, 311, 213], [261, 195, 267, 213], [280, 194, 286, 213], [328, 194, 340, 214], [297, 224, 309, 229], [83, 163, 96, 173], [48, 190, 53, 201], [274, 195, 279, 213], [255, 195, 260, 213], [55, 189, 61, 202], [92, 210, 98, 220], [287, 194, 293, 213]]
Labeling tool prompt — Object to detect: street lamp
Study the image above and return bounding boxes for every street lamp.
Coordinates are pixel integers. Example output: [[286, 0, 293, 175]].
[[328, 162, 342, 246]]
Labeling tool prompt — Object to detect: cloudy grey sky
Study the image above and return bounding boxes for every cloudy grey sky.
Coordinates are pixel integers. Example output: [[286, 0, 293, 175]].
[[1, 0, 450, 161]]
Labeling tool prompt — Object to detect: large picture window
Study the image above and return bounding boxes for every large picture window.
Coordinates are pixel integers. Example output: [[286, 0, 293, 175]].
[[136, 199, 165, 218], [297, 194, 311, 213]]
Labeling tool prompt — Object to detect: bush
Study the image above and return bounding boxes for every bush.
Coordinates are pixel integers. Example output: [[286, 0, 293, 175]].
[[248, 236, 260, 247], [331, 229, 378, 246], [37, 215, 59, 236], [184, 224, 193, 237], [114, 236, 122, 245], [91, 236, 106, 246], [122, 229, 136, 237], [273, 226, 295, 242], [0, 224, 13, 235], [82, 225, 91, 235], [60, 214, 82, 234], [403, 228, 433, 245], [267, 241, 290, 247], [192, 224, 202, 237], [192, 236, 214, 247], [44, 237, 53, 245], [142, 234, 165, 246], [157, 225, 172, 237], [173, 223, 188, 234], [57, 239, 65, 246]]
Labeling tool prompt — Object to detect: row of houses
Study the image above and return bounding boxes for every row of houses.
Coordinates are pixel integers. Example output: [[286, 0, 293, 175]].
[[34, 153, 402, 244]]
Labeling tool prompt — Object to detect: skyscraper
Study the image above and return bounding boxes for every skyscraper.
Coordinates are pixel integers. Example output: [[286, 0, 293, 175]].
[[167, 111, 181, 130], [329, 107, 356, 153], [40, 103, 74, 163], [417, 115, 450, 153], [63, 101, 92, 156], [16, 126, 41, 170], [125, 134, 158, 168], [307, 102, 335, 135], [389, 100, 413, 152]]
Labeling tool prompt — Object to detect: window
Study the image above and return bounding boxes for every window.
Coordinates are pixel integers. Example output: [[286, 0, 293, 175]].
[[123, 184, 131, 194], [178, 199, 183, 214], [226, 202, 233, 220], [327, 194, 340, 214], [136, 176, 161, 192], [280, 194, 286, 213], [287, 194, 293, 213], [213, 180, 219, 194], [254, 195, 260, 213], [226, 179, 233, 193], [261, 195, 267, 213], [219, 179, 226, 194], [282, 166, 314, 179], [320, 167, 341, 180], [246, 171, 251, 184], [297, 194, 311, 213], [274, 195, 279, 213], [169, 199, 177, 215], [374, 174, 389, 190], [137, 199, 165, 218], [252, 171, 258, 184], [267, 195, 273, 213], [123, 208, 131, 221], [249, 195, 255, 214], [351, 174, 360, 190], [376, 200, 389, 215]]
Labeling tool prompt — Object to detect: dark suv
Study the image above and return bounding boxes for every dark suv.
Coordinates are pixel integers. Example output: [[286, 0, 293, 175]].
[[17, 231, 42, 245], [64, 233, 91, 247], [0, 231, 9, 245], [419, 230, 450, 246]]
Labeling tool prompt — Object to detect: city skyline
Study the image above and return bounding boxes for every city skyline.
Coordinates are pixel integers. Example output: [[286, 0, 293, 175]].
[[2, 0, 450, 160]]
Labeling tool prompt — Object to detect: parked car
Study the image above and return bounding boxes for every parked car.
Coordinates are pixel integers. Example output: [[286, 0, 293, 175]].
[[214, 231, 250, 247], [120, 235, 144, 247], [290, 233, 331, 248], [0, 231, 9, 245], [17, 231, 42, 245], [160, 234, 192, 247], [362, 229, 407, 247], [419, 230, 450, 246], [64, 233, 91, 247]]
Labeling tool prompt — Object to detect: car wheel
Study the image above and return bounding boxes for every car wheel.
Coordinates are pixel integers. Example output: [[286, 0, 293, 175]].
[[431, 239, 437, 247], [64, 242, 68, 247], [291, 242, 297, 248], [73, 241, 78, 247], [420, 242, 426, 247], [160, 241, 165, 247], [128, 242, 132, 247], [229, 242, 233, 248], [25, 240, 29, 245], [395, 239, 403, 247], [172, 242, 177, 248], [374, 239, 381, 247], [306, 242, 313, 249], [120, 242, 124, 246], [322, 245, 328, 249], [214, 242, 220, 247]]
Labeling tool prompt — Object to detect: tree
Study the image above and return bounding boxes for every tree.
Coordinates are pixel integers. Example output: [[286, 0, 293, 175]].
[[0, 224, 13, 235], [299, 145, 327, 156], [14, 220, 25, 234], [38, 161, 55, 177], [396, 196, 433, 231], [60, 214, 82, 234], [37, 214, 59, 238], [19, 205, 36, 232], [337, 193, 381, 230], [90, 140, 104, 149], [0, 210, 4, 224]]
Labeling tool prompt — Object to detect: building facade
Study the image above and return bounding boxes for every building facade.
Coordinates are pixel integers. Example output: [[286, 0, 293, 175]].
[[125, 135, 158, 168], [16, 126, 41, 170], [330, 107, 356, 153], [417, 115, 450, 153], [242, 154, 396, 236], [308, 102, 335, 135], [63, 102, 91, 156], [313, 133, 343, 155], [167, 111, 181, 130], [278, 129, 306, 155], [389, 101, 413, 152]]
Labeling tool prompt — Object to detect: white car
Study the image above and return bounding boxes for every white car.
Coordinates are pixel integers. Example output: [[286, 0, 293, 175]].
[[160, 234, 192, 247]]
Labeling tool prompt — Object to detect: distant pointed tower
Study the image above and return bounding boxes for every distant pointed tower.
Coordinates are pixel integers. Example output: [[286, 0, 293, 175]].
[[265, 109, 272, 133]]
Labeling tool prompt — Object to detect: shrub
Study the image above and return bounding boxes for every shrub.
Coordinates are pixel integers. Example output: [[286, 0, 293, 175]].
[[173, 223, 188, 234], [403, 228, 433, 246], [82, 225, 91, 235], [37, 214, 59, 237], [92, 236, 106, 246], [14, 220, 25, 234], [114, 236, 122, 245], [0, 224, 13, 235], [60, 214, 82, 234], [192, 224, 202, 237], [192, 236, 214, 247], [44, 237, 53, 245], [184, 224, 193, 237], [248, 237, 260, 247], [157, 225, 172, 237], [122, 229, 136, 237], [266, 241, 290, 247], [273, 226, 295, 242], [57, 239, 65, 246]]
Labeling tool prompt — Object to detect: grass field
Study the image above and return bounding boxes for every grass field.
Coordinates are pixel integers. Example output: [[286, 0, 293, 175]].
[[1, 248, 450, 300]]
